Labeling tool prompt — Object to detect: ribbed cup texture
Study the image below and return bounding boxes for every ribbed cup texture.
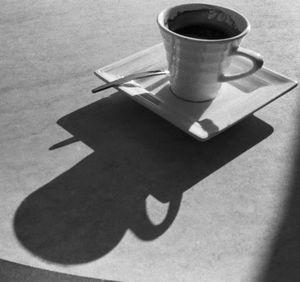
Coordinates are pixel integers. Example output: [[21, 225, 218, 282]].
[[160, 29, 241, 101]]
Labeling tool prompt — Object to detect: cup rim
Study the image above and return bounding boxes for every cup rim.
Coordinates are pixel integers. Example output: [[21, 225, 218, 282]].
[[157, 3, 251, 43]]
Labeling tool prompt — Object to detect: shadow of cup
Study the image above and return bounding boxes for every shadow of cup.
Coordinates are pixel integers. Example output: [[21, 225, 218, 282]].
[[14, 91, 273, 264]]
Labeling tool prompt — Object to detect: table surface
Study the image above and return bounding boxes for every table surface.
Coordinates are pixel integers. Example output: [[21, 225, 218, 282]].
[[1, 1, 299, 281]]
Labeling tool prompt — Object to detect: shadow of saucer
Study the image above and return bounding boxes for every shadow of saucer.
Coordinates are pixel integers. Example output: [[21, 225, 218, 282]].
[[14, 91, 273, 264]]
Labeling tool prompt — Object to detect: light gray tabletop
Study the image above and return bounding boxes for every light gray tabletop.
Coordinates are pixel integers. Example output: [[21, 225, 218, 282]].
[[1, 1, 299, 281]]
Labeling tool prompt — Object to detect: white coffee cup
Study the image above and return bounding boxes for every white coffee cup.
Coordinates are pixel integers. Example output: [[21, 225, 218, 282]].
[[157, 3, 263, 102]]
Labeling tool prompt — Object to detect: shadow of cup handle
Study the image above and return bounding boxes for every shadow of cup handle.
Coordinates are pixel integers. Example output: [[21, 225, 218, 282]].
[[131, 193, 183, 241]]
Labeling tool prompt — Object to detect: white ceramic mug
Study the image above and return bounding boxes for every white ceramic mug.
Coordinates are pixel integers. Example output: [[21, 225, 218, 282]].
[[157, 3, 263, 102]]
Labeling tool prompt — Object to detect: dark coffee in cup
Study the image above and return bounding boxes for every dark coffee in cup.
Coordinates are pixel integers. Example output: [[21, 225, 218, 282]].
[[167, 9, 240, 40], [172, 23, 234, 40]]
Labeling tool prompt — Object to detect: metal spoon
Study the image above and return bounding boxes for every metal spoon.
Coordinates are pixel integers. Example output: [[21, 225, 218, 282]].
[[91, 70, 168, 93]]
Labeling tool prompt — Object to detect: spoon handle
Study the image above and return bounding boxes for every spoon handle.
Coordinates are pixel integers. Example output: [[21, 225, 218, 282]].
[[91, 70, 167, 93]]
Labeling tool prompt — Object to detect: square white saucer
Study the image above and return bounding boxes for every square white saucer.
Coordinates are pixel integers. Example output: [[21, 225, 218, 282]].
[[94, 43, 297, 141]]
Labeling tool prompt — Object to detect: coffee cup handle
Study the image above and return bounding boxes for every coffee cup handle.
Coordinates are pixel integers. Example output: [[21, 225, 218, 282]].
[[219, 47, 264, 82]]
